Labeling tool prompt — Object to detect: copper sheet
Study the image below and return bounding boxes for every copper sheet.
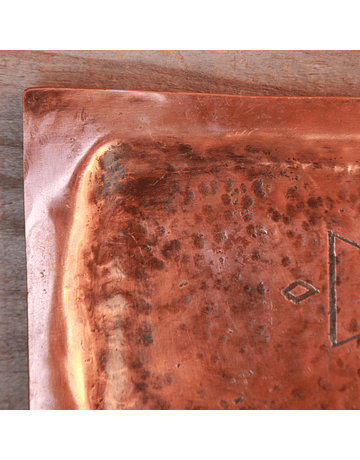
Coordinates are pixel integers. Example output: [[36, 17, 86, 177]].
[[23, 89, 360, 409]]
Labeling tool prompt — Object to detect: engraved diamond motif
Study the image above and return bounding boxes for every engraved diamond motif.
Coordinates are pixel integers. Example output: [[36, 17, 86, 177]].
[[282, 280, 319, 304]]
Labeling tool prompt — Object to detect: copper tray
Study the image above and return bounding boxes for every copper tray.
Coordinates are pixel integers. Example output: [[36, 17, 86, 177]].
[[23, 89, 360, 409]]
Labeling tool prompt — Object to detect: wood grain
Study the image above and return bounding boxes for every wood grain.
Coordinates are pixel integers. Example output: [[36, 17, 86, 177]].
[[2, 50, 360, 409]]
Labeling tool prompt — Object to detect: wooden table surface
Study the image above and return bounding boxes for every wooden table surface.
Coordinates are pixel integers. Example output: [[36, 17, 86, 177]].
[[2, 50, 360, 409]]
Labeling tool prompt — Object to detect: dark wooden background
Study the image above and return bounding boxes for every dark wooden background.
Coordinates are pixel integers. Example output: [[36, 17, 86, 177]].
[[1, 50, 360, 409]]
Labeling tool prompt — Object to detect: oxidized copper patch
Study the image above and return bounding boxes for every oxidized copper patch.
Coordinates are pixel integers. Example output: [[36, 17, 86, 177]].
[[24, 89, 360, 409]]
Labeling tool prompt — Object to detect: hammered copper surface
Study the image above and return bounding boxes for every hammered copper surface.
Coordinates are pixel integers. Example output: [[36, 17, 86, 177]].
[[23, 89, 360, 409]]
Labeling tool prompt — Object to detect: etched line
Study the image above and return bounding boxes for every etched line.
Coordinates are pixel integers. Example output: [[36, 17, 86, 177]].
[[331, 232, 360, 250], [333, 333, 360, 348], [328, 231, 337, 346]]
